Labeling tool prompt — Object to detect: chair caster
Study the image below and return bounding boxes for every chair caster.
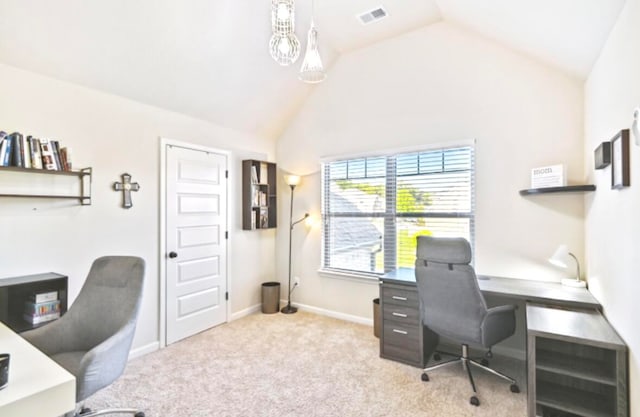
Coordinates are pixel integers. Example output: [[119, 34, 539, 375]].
[[510, 384, 520, 393], [470, 396, 480, 406], [134, 413, 146, 417], [433, 353, 441, 361], [79, 407, 92, 416], [485, 349, 493, 358], [480, 358, 489, 366], [421, 373, 429, 382]]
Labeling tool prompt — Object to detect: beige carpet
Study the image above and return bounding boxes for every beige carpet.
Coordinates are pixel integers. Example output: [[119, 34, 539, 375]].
[[87, 311, 526, 416]]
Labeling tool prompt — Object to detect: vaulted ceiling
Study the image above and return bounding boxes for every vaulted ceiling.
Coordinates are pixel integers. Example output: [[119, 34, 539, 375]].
[[0, 0, 626, 140]]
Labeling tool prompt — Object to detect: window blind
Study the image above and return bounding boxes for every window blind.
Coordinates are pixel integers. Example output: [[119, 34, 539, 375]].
[[321, 146, 475, 276]]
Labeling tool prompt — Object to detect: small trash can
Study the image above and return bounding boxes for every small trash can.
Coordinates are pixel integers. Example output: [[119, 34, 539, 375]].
[[373, 298, 381, 338], [261, 282, 280, 314]]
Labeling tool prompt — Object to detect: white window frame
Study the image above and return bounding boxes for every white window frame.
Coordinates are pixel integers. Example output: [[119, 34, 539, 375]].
[[320, 143, 475, 280]]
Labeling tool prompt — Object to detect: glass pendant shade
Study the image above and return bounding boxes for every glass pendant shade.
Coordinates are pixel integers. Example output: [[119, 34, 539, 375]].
[[270, 0, 300, 66], [299, 23, 326, 83]]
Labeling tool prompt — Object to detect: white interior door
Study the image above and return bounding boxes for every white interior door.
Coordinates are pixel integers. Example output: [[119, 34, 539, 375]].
[[166, 145, 227, 345]]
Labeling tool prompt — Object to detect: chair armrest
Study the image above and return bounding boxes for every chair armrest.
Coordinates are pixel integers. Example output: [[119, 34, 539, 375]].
[[75, 320, 137, 401], [480, 304, 516, 347]]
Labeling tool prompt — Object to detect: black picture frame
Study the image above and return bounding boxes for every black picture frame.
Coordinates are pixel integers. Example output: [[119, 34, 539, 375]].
[[611, 129, 630, 189]]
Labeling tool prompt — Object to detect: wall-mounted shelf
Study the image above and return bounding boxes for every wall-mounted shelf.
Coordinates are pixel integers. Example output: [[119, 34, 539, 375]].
[[242, 160, 276, 230], [519, 185, 596, 196], [0, 166, 92, 205]]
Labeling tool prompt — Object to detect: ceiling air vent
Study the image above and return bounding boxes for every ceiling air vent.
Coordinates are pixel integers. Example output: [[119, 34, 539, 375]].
[[357, 6, 388, 25]]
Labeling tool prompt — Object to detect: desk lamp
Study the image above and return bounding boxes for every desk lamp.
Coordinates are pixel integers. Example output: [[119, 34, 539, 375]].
[[548, 245, 586, 288]]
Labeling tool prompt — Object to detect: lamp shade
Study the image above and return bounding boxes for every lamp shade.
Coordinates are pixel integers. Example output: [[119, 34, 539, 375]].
[[548, 245, 570, 268], [285, 175, 301, 186]]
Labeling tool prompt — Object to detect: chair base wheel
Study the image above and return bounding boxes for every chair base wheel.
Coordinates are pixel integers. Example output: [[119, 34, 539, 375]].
[[421, 373, 429, 382], [433, 353, 441, 361], [134, 413, 145, 417], [510, 384, 520, 393], [470, 396, 480, 406]]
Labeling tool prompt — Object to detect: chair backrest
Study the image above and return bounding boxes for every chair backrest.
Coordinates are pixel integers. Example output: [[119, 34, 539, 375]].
[[415, 236, 487, 345], [65, 256, 145, 352]]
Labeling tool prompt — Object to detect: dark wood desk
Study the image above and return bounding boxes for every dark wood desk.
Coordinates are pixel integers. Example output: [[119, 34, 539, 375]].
[[378, 268, 601, 368]]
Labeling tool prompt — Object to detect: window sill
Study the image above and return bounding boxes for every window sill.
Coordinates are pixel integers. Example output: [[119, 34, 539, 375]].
[[317, 269, 380, 285]]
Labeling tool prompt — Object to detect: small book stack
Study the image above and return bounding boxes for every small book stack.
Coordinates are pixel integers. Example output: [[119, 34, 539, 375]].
[[23, 290, 61, 325], [0, 130, 73, 171]]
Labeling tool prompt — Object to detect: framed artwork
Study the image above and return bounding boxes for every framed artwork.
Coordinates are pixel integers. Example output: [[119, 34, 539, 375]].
[[611, 129, 630, 189]]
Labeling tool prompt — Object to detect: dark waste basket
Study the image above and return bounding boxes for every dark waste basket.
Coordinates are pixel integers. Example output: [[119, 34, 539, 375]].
[[373, 298, 381, 338], [261, 282, 280, 314]]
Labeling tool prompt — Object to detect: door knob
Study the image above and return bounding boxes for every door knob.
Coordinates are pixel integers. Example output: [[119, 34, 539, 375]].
[[168, 252, 178, 259]]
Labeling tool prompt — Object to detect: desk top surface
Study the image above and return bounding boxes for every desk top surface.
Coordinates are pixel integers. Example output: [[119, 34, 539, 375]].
[[381, 267, 601, 310], [0, 322, 75, 417], [527, 304, 625, 349]]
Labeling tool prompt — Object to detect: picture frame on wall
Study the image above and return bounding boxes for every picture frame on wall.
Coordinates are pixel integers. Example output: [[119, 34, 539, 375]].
[[611, 129, 630, 189]]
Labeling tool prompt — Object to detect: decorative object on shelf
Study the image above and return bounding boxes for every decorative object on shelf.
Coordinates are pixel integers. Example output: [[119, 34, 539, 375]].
[[113, 173, 140, 209], [548, 245, 586, 288], [530, 164, 565, 189], [594, 141, 611, 169], [282, 174, 309, 314], [269, 0, 300, 66], [632, 107, 639, 146], [299, 0, 325, 83], [611, 129, 630, 189]]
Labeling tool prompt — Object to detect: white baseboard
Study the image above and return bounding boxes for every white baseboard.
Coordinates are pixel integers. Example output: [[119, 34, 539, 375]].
[[230, 303, 261, 321], [285, 299, 373, 326], [129, 341, 159, 360]]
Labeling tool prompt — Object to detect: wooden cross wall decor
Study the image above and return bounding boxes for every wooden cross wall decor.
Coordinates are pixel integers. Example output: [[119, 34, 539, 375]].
[[113, 173, 140, 209]]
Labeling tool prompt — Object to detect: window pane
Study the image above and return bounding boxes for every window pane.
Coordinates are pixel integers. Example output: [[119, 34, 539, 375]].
[[329, 177, 386, 213], [396, 218, 471, 268], [329, 161, 347, 180], [347, 159, 366, 178], [325, 216, 384, 273], [396, 153, 419, 176], [397, 171, 471, 213], [366, 157, 386, 177]]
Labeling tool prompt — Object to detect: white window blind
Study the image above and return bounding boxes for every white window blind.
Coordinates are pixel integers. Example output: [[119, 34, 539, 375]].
[[321, 146, 475, 276]]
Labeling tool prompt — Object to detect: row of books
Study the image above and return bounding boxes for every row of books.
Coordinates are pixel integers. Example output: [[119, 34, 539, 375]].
[[250, 163, 269, 184], [252, 188, 268, 207], [251, 208, 269, 229], [0, 131, 73, 171], [23, 290, 61, 325]]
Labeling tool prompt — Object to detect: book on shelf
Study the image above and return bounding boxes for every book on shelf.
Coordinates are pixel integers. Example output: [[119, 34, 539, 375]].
[[29, 290, 58, 304], [259, 163, 268, 184], [51, 140, 63, 170], [250, 165, 258, 184], [39, 139, 57, 170], [24, 299, 61, 316], [24, 311, 61, 325], [29, 137, 43, 169], [21, 134, 31, 169], [60, 147, 72, 171], [10, 132, 24, 167], [0, 132, 9, 167], [259, 208, 269, 228]]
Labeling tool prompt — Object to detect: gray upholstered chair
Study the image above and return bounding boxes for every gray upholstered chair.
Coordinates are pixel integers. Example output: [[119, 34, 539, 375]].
[[22, 256, 146, 417], [415, 236, 519, 406]]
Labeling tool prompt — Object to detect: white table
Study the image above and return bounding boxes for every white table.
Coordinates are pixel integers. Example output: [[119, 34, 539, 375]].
[[0, 322, 75, 417]]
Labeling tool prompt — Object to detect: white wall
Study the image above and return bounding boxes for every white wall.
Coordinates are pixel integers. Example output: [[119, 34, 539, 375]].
[[584, 0, 640, 413], [276, 22, 585, 321], [0, 63, 276, 351]]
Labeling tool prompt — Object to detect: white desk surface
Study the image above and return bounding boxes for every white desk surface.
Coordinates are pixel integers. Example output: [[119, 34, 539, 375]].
[[0, 322, 75, 417]]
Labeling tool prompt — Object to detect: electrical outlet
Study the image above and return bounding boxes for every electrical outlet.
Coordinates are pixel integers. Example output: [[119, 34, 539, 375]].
[[294, 276, 301, 286]]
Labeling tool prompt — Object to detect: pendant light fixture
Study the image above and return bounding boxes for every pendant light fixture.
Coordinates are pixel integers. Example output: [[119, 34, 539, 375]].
[[299, 0, 326, 83], [269, 0, 300, 66]]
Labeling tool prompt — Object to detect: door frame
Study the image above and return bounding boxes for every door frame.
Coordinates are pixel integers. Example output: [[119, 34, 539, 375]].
[[159, 137, 232, 348]]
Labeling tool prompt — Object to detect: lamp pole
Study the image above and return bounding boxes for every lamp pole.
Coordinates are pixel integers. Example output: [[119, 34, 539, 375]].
[[281, 180, 308, 314]]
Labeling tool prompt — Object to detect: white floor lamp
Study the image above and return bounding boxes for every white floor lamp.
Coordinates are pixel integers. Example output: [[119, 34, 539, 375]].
[[281, 174, 308, 314]]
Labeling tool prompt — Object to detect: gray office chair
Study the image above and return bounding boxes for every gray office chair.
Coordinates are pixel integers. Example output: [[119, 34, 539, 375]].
[[22, 256, 146, 417], [415, 236, 519, 406]]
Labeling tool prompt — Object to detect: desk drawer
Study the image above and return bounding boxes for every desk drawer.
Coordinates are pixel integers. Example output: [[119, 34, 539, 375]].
[[383, 322, 421, 346], [381, 285, 418, 307], [381, 342, 422, 366], [383, 304, 420, 325]]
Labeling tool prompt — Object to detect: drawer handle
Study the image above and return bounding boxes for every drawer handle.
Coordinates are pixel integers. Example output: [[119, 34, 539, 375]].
[[392, 296, 408, 301], [392, 312, 408, 318], [392, 329, 408, 335]]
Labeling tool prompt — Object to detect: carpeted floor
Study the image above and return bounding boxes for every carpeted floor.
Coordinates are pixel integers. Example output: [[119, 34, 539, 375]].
[[87, 311, 526, 416]]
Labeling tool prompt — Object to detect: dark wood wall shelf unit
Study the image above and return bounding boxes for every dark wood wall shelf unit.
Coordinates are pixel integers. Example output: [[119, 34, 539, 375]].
[[519, 185, 596, 196], [0, 272, 68, 333], [242, 160, 277, 230], [0, 166, 92, 205], [527, 304, 628, 417]]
